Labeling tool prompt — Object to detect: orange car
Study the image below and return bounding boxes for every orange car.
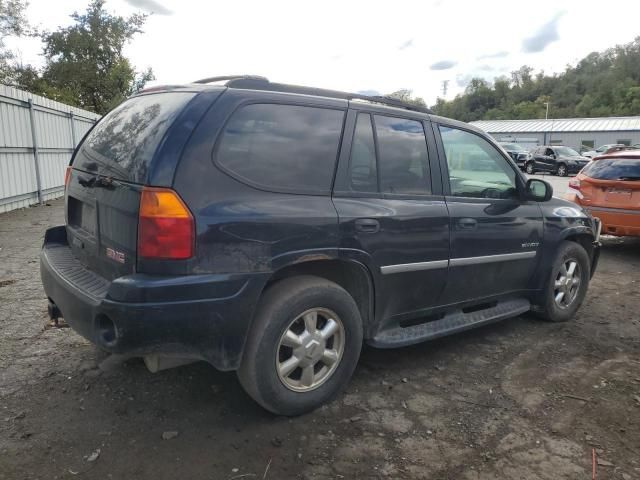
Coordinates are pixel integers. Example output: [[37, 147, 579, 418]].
[[564, 150, 640, 237]]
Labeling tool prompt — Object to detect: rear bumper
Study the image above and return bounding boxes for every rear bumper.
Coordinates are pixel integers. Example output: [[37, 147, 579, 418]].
[[40, 226, 269, 370], [585, 207, 640, 237]]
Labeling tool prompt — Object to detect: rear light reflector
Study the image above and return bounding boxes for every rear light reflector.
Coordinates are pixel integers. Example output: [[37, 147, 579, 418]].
[[138, 187, 194, 260], [64, 166, 72, 190]]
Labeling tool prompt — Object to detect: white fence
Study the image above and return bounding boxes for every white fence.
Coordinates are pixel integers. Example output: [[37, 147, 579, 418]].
[[0, 85, 100, 214]]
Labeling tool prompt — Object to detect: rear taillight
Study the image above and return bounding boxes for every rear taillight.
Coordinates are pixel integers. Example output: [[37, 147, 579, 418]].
[[568, 178, 581, 190], [137, 187, 194, 260], [64, 166, 72, 190], [567, 178, 583, 199]]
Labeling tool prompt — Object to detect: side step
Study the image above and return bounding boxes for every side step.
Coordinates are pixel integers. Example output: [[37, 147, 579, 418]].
[[371, 298, 530, 348]]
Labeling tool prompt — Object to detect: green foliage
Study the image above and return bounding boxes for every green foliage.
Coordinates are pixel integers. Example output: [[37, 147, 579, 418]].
[[432, 37, 640, 121], [387, 89, 427, 108], [6, 0, 153, 114], [0, 0, 29, 77]]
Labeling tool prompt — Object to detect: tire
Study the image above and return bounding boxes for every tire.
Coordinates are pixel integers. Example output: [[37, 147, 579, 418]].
[[533, 241, 590, 322], [237, 275, 363, 416], [556, 163, 568, 177], [525, 162, 535, 175]]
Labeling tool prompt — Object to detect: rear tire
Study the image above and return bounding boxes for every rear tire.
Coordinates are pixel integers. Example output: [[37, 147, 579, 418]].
[[533, 241, 590, 322], [238, 276, 363, 416]]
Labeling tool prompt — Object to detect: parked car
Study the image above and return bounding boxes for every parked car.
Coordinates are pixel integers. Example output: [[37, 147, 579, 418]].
[[582, 144, 625, 158], [526, 146, 590, 176], [40, 76, 601, 415], [565, 149, 640, 237], [499, 142, 532, 170]]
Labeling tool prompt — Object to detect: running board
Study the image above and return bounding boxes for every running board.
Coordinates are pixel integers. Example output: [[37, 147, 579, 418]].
[[370, 298, 530, 348]]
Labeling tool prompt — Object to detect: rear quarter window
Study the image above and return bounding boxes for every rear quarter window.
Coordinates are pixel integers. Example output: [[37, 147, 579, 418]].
[[215, 103, 345, 194], [75, 92, 196, 183], [582, 158, 640, 180]]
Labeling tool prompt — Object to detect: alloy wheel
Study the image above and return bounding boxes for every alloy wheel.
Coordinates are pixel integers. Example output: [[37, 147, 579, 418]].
[[276, 308, 345, 392], [553, 259, 581, 308]]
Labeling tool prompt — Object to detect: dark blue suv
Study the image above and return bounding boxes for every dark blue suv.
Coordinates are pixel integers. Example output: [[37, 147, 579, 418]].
[[40, 76, 601, 415]]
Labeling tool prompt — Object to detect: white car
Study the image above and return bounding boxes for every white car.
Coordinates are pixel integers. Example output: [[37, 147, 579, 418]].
[[582, 144, 624, 158]]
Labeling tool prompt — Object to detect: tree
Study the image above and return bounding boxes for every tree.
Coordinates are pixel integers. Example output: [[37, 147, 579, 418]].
[[387, 89, 427, 108], [13, 0, 153, 114], [432, 36, 640, 121], [0, 0, 29, 80]]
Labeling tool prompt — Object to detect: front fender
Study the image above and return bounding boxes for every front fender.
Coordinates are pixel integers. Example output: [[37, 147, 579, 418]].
[[531, 200, 598, 296]]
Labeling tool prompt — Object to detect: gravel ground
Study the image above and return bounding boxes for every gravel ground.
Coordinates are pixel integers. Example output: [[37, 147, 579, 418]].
[[1, 199, 639, 480]]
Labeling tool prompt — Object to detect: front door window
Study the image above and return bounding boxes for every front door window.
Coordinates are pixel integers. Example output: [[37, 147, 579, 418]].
[[439, 126, 517, 199]]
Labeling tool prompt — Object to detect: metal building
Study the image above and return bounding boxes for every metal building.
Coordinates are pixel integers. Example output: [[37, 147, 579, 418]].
[[470, 116, 640, 152], [0, 85, 99, 214]]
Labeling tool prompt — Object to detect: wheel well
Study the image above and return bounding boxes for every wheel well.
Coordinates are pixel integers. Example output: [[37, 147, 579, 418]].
[[565, 233, 594, 259], [263, 260, 374, 336]]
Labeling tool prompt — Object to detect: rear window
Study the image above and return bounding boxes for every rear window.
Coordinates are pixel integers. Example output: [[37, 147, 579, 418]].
[[74, 92, 196, 183], [582, 158, 640, 180], [375, 115, 431, 195], [215, 103, 345, 194]]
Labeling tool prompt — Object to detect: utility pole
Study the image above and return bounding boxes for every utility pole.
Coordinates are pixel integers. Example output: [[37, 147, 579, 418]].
[[544, 101, 550, 120]]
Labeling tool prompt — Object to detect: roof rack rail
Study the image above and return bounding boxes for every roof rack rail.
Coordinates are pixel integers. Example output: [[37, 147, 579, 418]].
[[192, 75, 269, 84], [203, 76, 432, 114], [603, 145, 640, 154]]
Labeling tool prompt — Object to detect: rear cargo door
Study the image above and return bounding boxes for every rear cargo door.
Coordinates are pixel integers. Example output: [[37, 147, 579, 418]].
[[579, 157, 640, 211], [66, 91, 197, 280]]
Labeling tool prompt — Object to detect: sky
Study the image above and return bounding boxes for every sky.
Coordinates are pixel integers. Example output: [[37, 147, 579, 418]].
[[6, 0, 640, 105]]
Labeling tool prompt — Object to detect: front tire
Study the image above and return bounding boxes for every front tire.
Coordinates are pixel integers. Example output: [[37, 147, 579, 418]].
[[525, 162, 535, 175], [238, 276, 363, 416], [533, 241, 590, 322], [557, 163, 568, 177]]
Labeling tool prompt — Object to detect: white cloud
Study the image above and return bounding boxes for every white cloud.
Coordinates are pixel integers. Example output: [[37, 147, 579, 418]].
[[123, 0, 172, 15], [6, 0, 640, 105]]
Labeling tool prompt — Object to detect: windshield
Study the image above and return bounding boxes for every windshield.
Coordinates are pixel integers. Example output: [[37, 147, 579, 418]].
[[501, 143, 527, 151], [582, 158, 640, 180], [554, 147, 580, 156]]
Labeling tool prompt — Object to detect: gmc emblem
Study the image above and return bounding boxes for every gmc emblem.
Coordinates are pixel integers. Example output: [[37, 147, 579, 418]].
[[106, 247, 125, 264]]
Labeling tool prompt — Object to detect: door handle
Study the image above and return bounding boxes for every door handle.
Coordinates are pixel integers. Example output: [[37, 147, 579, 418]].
[[355, 218, 380, 233], [457, 218, 477, 230]]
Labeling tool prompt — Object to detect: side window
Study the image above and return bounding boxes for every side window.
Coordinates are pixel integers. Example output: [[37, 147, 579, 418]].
[[439, 126, 517, 199], [216, 104, 344, 193], [581, 140, 594, 151], [348, 114, 378, 193], [374, 115, 431, 195], [546, 148, 555, 156]]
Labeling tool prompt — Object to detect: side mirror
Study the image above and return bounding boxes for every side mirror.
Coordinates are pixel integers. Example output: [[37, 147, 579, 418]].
[[550, 153, 556, 159], [525, 178, 553, 202]]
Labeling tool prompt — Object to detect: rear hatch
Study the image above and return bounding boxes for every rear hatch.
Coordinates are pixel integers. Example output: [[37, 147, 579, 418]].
[[65, 91, 197, 280], [578, 157, 640, 210]]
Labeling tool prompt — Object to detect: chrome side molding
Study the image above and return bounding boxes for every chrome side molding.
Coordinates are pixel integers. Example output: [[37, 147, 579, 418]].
[[381, 251, 537, 274]]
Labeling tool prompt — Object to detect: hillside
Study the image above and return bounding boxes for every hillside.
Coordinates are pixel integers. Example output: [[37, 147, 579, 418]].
[[431, 37, 640, 122]]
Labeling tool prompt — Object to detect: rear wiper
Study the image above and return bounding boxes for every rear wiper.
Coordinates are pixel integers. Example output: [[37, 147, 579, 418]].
[[78, 175, 115, 189], [617, 176, 640, 181]]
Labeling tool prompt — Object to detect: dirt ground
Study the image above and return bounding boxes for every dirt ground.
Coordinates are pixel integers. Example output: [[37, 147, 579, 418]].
[[1, 199, 639, 480]]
